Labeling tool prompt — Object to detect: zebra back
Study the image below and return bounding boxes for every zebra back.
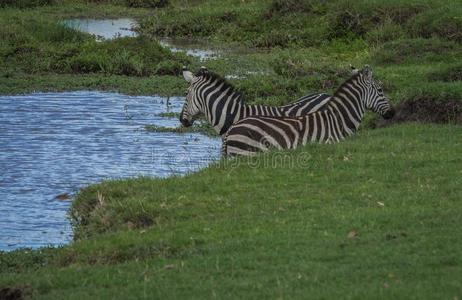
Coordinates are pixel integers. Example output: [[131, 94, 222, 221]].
[[181, 68, 331, 136], [281, 93, 331, 116]]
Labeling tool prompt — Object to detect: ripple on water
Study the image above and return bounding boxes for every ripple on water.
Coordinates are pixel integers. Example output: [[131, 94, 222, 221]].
[[0, 91, 221, 251]]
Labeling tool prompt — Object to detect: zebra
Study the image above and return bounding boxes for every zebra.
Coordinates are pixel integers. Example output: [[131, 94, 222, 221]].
[[180, 67, 331, 136], [222, 65, 395, 156]]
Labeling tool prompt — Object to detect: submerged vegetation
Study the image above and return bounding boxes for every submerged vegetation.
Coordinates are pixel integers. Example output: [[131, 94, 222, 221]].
[[145, 121, 216, 136], [1, 0, 461, 298]]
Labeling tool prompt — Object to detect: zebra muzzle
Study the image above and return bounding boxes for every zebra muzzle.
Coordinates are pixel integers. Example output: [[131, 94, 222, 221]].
[[383, 108, 395, 119], [180, 117, 193, 127]]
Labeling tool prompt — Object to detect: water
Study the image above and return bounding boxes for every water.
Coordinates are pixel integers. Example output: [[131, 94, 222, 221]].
[[159, 37, 221, 61], [0, 91, 221, 251], [61, 19, 221, 61], [62, 18, 138, 40], [61, 18, 273, 63]]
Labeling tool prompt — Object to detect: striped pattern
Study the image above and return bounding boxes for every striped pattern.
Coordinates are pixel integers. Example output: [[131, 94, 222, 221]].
[[180, 69, 330, 136], [279, 93, 331, 116], [223, 66, 395, 156]]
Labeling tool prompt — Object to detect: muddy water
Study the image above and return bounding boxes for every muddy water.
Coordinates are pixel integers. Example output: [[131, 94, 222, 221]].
[[0, 91, 220, 251]]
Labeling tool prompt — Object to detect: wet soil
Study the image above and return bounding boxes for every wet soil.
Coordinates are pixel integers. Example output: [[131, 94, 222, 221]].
[[0, 288, 26, 300], [377, 98, 462, 127]]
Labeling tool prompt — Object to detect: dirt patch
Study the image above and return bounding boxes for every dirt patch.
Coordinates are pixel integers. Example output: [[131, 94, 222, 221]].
[[0, 288, 26, 300], [377, 98, 462, 127]]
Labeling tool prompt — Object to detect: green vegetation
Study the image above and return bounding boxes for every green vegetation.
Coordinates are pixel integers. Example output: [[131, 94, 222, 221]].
[[0, 0, 55, 9], [1, 124, 461, 298], [2, 0, 462, 106], [136, 0, 462, 107], [145, 121, 217, 136], [1, 0, 168, 9], [1, 0, 462, 298], [0, 0, 186, 96]]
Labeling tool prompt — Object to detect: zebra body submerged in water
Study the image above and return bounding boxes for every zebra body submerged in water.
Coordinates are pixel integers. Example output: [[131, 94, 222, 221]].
[[223, 65, 395, 156], [180, 67, 331, 136]]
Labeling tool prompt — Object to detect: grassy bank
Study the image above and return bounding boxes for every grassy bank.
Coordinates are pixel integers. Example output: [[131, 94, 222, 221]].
[[1, 0, 462, 298], [0, 0, 191, 96], [1, 124, 461, 298]]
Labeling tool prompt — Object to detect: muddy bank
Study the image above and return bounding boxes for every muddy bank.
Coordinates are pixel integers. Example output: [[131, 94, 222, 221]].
[[377, 98, 462, 127]]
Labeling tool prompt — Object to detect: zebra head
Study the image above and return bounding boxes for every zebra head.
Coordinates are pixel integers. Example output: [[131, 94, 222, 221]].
[[180, 67, 206, 127], [359, 65, 395, 119]]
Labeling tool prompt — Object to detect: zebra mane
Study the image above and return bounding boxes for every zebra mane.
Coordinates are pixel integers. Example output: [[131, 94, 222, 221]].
[[195, 70, 244, 102], [331, 71, 362, 98]]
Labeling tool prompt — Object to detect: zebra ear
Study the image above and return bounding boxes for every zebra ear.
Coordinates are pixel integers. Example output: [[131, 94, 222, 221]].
[[362, 65, 372, 79], [198, 66, 208, 76], [350, 64, 359, 75], [183, 70, 194, 83]]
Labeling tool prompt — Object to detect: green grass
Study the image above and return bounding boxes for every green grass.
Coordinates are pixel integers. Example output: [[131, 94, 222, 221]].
[[0, 0, 461, 102], [135, 0, 462, 106], [0, 74, 185, 96], [1, 1, 462, 298], [0, 1, 192, 96], [1, 0, 461, 110], [1, 124, 461, 299]]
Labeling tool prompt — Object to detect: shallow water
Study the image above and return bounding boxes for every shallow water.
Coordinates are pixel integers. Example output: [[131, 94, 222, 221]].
[[0, 91, 220, 251], [61, 19, 221, 60], [62, 18, 138, 40], [159, 37, 221, 61]]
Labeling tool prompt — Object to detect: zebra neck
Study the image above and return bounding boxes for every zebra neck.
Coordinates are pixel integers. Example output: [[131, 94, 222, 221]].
[[327, 94, 366, 137], [204, 92, 243, 136]]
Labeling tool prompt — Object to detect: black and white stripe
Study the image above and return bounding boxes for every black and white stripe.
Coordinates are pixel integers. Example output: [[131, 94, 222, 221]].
[[180, 68, 330, 136], [223, 65, 395, 156]]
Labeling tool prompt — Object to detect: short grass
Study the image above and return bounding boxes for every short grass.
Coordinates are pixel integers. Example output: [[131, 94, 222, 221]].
[[1, 124, 461, 299], [1, 1, 462, 298]]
